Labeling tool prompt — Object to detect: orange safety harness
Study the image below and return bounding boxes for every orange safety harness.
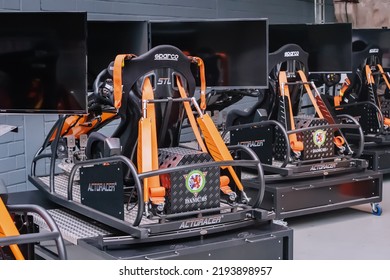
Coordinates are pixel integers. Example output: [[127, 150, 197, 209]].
[[279, 70, 346, 151], [278, 71, 304, 152], [112, 53, 246, 204]]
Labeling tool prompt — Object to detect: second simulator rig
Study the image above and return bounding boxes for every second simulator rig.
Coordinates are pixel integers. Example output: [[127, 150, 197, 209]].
[[333, 41, 390, 173], [224, 44, 382, 219]]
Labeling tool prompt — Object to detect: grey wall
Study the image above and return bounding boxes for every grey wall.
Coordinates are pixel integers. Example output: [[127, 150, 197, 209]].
[[0, 0, 335, 22], [0, 0, 335, 193]]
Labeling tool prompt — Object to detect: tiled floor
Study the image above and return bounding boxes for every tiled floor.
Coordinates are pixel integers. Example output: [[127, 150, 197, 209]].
[[289, 174, 390, 260]]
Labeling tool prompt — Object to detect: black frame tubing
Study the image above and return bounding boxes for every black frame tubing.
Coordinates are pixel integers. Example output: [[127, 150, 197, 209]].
[[2, 204, 67, 260]]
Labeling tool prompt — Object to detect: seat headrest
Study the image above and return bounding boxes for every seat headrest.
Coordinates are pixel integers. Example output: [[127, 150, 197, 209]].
[[268, 44, 309, 74], [121, 45, 196, 96]]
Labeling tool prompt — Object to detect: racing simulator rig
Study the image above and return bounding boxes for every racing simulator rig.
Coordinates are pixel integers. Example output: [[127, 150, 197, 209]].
[[332, 28, 390, 173], [27, 17, 293, 259], [223, 23, 382, 219]]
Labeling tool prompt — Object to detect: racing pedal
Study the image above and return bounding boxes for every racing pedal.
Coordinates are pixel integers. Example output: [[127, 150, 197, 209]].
[[65, 135, 76, 163], [79, 134, 88, 161]]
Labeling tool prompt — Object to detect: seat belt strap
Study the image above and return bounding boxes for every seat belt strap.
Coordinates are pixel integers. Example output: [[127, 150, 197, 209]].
[[113, 54, 136, 109]]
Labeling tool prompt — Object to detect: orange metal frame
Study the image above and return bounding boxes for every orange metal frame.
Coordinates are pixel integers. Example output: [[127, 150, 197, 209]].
[[0, 198, 24, 260]]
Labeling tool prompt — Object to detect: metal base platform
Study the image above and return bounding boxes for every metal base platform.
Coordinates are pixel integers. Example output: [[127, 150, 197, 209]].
[[76, 221, 293, 260], [262, 158, 368, 183], [243, 170, 383, 219], [361, 145, 390, 174], [8, 190, 292, 260], [346, 132, 390, 145], [363, 134, 390, 144], [28, 173, 274, 242]]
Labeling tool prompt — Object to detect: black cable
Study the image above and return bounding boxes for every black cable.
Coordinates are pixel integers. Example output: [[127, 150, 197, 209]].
[[0, 247, 5, 260], [126, 186, 137, 211]]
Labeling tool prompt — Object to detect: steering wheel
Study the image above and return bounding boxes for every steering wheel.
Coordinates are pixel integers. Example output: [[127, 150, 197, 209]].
[[88, 64, 115, 112], [205, 89, 261, 112]]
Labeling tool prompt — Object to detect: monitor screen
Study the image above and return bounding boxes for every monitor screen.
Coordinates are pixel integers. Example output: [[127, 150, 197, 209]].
[[352, 28, 390, 69], [87, 20, 149, 89], [0, 12, 87, 114], [150, 19, 268, 89], [269, 24, 308, 54], [269, 23, 352, 73]]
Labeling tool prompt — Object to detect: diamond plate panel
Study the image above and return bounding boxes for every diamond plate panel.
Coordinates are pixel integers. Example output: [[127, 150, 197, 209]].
[[296, 117, 334, 160], [159, 147, 220, 214], [32, 209, 112, 245]]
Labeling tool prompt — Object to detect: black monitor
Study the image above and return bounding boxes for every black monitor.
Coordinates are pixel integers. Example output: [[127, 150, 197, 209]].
[[150, 19, 268, 89], [269, 24, 308, 54], [0, 12, 87, 114], [352, 28, 390, 69], [87, 20, 149, 89], [269, 23, 352, 73]]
